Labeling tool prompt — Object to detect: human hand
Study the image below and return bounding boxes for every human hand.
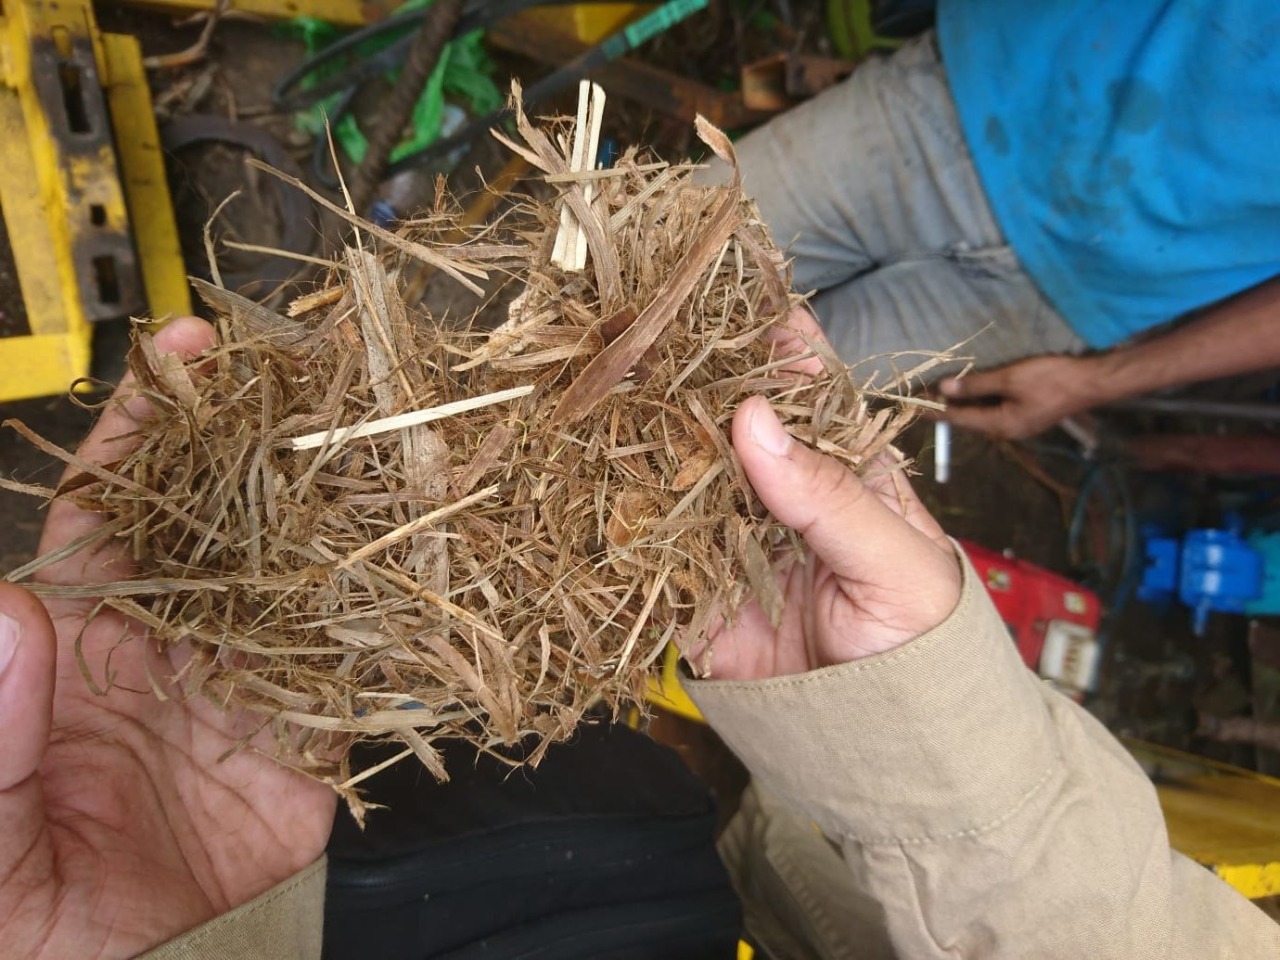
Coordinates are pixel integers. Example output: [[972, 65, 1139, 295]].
[[0, 318, 336, 959], [936, 354, 1100, 439], [685, 394, 961, 682]]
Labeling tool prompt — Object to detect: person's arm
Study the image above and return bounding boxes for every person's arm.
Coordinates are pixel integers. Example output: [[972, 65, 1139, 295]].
[[0, 318, 335, 960], [683, 397, 1280, 958], [940, 275, 1280, 438]]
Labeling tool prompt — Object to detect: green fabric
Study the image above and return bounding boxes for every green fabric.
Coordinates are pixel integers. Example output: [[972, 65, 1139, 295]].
[[281, 0, 500, 165]]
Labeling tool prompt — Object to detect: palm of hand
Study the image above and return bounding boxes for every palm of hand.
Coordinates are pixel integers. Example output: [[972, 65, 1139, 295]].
[[2, 318, 336, 959], [27, 599, 334, 958], [697, 462, 961, 683]]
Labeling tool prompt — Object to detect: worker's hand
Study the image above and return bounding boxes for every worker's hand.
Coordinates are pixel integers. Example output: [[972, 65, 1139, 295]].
[[937, 354, 1099, 439], [0, 318, 336, 960], [686, 395, 961, 681]]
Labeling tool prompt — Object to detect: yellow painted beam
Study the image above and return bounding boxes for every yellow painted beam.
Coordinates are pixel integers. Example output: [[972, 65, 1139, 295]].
[[0, 0, 192, 400], [118, 0, 386, 27], [101, 32, 192, 318], [0, 89, 79, 337], [645, 642, 705, 723], [1130, 739, 1280, 900], [0, 332, 92, 401]]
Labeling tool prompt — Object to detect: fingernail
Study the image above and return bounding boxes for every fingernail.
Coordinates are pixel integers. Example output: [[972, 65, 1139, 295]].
[[0, 613, 19, 678], [938, 378, 960, 397], [750, 403, 793, 456]]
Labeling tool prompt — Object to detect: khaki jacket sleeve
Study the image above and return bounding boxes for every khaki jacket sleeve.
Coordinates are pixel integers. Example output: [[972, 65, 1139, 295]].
[[138, 856, 326, 960], [686, 551, 1280, 959]]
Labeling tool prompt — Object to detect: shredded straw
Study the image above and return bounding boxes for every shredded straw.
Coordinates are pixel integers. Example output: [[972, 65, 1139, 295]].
[[4, 85, 940, 815]]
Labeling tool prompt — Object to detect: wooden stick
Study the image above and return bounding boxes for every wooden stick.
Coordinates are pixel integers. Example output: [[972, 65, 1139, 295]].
[[288, 385, 535, 450], [551, 81, 593, 267], [574, 83, 607, 270], [551, 81, 606, 272]]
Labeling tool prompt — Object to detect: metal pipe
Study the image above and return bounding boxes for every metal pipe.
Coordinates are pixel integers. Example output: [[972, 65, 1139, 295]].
[[1109, 396, 1280, 424]]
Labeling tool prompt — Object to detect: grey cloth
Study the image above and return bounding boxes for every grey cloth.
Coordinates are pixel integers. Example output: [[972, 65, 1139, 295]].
[[705, 35, 1085, 385]]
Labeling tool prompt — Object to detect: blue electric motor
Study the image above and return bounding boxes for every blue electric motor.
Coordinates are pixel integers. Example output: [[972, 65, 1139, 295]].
[[1139, 518, 1268, 634]]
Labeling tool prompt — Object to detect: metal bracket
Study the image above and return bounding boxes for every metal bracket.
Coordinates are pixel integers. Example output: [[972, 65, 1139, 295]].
[[0, 0, 189, 401]]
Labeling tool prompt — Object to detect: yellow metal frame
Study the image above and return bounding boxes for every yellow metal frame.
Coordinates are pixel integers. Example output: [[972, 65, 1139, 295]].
[[1126, 739, 1280, 900], [101, 33, 191, 323], [514, 3, 653, 44], [118, 0, 647, 33], [646, 642, 705, 722], [120, 0, 383, 27], [0, 0, 189, 403]]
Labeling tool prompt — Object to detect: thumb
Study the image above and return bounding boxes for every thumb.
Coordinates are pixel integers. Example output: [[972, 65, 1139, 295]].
[[731, 396, 947, 585], [0, 584, 56, 791]]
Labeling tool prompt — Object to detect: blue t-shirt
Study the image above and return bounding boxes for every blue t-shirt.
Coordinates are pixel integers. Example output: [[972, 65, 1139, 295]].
[[938, 1, 1280, 348]]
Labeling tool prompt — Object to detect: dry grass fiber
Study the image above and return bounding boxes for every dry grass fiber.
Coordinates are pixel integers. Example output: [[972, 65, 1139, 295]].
[[4, 88, 939, 811]]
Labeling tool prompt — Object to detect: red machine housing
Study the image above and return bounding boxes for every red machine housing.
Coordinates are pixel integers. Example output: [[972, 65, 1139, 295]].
[[959, 540, 1103, 695]]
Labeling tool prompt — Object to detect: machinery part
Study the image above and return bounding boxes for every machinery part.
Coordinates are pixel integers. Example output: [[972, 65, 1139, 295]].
[[0, 0, 189, 402], [120, 0, 390, 28], [1198, 715, 1280, 754], [960, 539, 1103, 697], [347, 0, 466, 216], [4, 0, 143, 324], [1128, 433, 1280, 476], [1138, 519, 1265, 635], [478, 2, 765, 140], [160, 114, 317, 297], [102, 34, 193, 322], [1127, 738, 1280, 900], [397, 0, 751, 174], [1111, 395, 1280, 424]]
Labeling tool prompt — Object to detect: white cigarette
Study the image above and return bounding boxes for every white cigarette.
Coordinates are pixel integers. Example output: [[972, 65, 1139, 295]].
[[934, 420, 951, 484]]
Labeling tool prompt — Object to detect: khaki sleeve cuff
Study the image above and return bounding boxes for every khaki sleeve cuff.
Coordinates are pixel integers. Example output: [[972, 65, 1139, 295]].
[[138, 856, 327, 960], [685, 547, 1061, 844]]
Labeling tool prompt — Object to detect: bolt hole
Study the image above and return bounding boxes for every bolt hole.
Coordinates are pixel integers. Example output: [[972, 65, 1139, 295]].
[[92, 255, 120, 304], [58, 61, 91, 134]]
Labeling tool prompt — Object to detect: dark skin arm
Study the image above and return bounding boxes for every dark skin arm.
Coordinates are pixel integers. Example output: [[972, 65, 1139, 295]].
[[938, 275, 1280, 439]]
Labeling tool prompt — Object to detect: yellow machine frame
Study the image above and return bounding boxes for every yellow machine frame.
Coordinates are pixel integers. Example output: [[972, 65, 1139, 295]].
[[0, 0, 189, 403], [1127, 739, 1280, 900]]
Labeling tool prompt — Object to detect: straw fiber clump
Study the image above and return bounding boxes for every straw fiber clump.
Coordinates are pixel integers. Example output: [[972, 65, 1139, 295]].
[[6, 95, 928, 805]]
